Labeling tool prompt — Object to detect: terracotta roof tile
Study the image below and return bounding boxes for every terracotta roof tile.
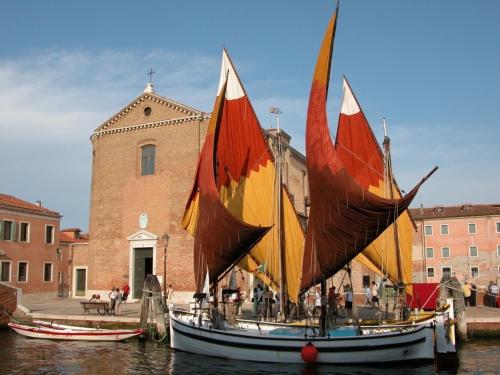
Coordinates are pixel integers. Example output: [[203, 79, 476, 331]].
[[0, 194, 61, 218], [409, 204, 500, 220]]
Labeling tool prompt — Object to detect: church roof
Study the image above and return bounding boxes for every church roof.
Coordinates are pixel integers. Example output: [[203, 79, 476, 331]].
[[91, 91, 210, 139], [0, 194, 61, 219]]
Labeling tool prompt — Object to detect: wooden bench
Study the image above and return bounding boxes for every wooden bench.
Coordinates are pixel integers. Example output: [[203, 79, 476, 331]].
[[80, 301, 113, 315]]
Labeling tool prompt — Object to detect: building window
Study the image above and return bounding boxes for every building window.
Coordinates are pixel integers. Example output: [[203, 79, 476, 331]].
[[498, 266, 500, 276], [425, 247, 434, 259], [45, 225, 54, 244], [440, 224, 449, 235], [427, 267, 435, 278], [497, 222, 500, 233], [143, 106, 152, 117], [43, 263, 53, 282], [18, 262, 28, 282], [141, 144, 156, 176], [424, 225, 432, 236], [468, 223, 476, 234], [1, 220, 16, 241], [497, 245, 500, 257], [469, 245, 478, 257], [362, 275, 370, 288], [470, 266, 479, 278], [441, 247, 450, 258], [1, 261, 11, 282], [19, 222, 30, 242], [442, 267, 452, 277]]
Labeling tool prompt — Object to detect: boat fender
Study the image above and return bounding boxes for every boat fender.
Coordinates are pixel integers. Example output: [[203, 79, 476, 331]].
[[301, 341, 318, 363]]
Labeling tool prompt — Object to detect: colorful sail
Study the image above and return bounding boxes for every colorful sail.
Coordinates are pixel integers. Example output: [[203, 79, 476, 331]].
[[183, 49, 305, 302], [181, 76, 270, 292], [336, 77, 415, 292], [301, 5, 435, 292]]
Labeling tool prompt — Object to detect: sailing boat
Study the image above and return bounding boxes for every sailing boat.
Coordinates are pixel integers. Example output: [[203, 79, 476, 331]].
[[169, 5, 442, 363]]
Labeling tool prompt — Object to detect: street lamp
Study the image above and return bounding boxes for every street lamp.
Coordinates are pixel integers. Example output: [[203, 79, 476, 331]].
[[161, 233, 170, 306]]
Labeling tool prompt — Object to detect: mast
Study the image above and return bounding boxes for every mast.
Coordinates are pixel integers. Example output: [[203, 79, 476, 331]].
[[270, 106, 287, 319], [382, 118, 404, 310]]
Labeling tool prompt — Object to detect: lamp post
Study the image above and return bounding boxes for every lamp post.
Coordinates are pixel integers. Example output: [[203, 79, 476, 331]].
[[161, 234, 170, 306]]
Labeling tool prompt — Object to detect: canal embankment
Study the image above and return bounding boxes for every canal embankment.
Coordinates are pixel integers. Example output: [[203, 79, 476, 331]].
[[4, 293, 500, 338]]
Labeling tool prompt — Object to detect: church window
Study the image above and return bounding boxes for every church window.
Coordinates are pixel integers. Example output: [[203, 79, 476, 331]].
[[141, 144, 156, 175], [143, 106, 152, 117]]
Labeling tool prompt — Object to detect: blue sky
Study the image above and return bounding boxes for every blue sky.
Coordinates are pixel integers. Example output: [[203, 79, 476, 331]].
[[1, 1, 499, 230]]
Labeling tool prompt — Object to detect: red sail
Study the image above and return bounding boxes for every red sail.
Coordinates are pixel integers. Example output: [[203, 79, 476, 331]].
[[184, 78, 270, 292], [301, 5, 433, 292]]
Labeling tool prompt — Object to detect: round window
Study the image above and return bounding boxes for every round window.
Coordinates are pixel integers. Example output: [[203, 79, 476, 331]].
[[143, 106, 152, 116]]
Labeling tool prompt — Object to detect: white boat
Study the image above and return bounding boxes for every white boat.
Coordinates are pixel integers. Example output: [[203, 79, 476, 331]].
[[169, 308, 435, 364], [8, 322, 143, 341], [33, 320, 103, 331]]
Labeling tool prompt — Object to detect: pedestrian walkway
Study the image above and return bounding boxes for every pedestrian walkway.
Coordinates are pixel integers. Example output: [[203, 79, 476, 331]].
[[11, 294, 500, 336]]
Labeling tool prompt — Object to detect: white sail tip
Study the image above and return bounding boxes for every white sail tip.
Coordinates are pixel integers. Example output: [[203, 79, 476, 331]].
[[340, 78, 361, 116], [217, 49, 245, 100]]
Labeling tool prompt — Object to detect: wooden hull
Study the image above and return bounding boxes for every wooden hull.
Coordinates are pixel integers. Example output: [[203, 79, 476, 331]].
[[169, 310, 435, 364], [8, 323, 143, 341]]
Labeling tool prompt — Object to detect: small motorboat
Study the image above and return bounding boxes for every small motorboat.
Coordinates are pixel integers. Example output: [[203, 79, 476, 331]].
[[8, 322, 144, 341]]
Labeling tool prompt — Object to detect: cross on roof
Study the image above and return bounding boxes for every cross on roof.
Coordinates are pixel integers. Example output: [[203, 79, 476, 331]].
[[147, 68, 155, 84]]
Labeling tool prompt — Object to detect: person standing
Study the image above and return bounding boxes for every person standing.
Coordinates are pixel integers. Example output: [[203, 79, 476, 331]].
[[252, 287, 259, 317], [328, 286, 338, 322], [371, 281, 379, 309], [108, 287, 117, 313], [463, 282, 472, 307], [365, 285, 373, 307], [490, 282, 499, 307], [115, 288, 123, 316], [314, 286, 322, 317], [122, 283, 130, 303], [344, 284, 353, 319]]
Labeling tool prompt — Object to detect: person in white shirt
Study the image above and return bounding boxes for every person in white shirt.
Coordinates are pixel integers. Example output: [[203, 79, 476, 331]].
[[371, 281, 379, 309], [314, 286, 322, 317]]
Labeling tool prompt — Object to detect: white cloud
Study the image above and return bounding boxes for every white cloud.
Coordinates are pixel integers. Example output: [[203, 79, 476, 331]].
[[0, 49, 220, 142]]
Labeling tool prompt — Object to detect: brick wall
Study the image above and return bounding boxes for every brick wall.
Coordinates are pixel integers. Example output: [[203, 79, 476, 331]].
[[0, 282, 19, 325]]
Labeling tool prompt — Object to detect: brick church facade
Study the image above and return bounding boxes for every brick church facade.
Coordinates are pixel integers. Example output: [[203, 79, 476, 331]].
[[76, 83, 313, 303]]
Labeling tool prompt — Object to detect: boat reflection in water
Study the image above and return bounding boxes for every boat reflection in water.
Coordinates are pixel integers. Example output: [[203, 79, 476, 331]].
[[0, 327, 441, 375], [4, 328, 500, 374]]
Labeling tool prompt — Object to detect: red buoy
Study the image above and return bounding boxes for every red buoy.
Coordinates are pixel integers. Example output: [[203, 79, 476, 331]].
[[301, 341, 318, 363]]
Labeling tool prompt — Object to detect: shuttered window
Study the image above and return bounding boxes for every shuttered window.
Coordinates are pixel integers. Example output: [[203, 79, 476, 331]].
[[141, 144, 156, 175], [1, 220, 16, 241]]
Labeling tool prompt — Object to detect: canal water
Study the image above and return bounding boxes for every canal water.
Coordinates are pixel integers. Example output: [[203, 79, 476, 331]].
[[0, 328, 498, 374]]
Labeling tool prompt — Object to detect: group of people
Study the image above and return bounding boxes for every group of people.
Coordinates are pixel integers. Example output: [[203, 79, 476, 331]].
[[364, 281, 380, 309], [485, 281, 499, 307], [462, 280, 500, 308], [107, 284, 130, 315]]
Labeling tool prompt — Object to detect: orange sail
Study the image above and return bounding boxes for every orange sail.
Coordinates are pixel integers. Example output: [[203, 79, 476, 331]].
[[183, 50, 305, 302], [336, 77, 415, 292], [181, 77, 270, 292], [301, 4, 435, 292]]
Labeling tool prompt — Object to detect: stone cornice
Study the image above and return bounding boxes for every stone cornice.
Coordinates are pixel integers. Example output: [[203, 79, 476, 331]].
[[92, 92, 207, 137], [91, 114, 210, 139]]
